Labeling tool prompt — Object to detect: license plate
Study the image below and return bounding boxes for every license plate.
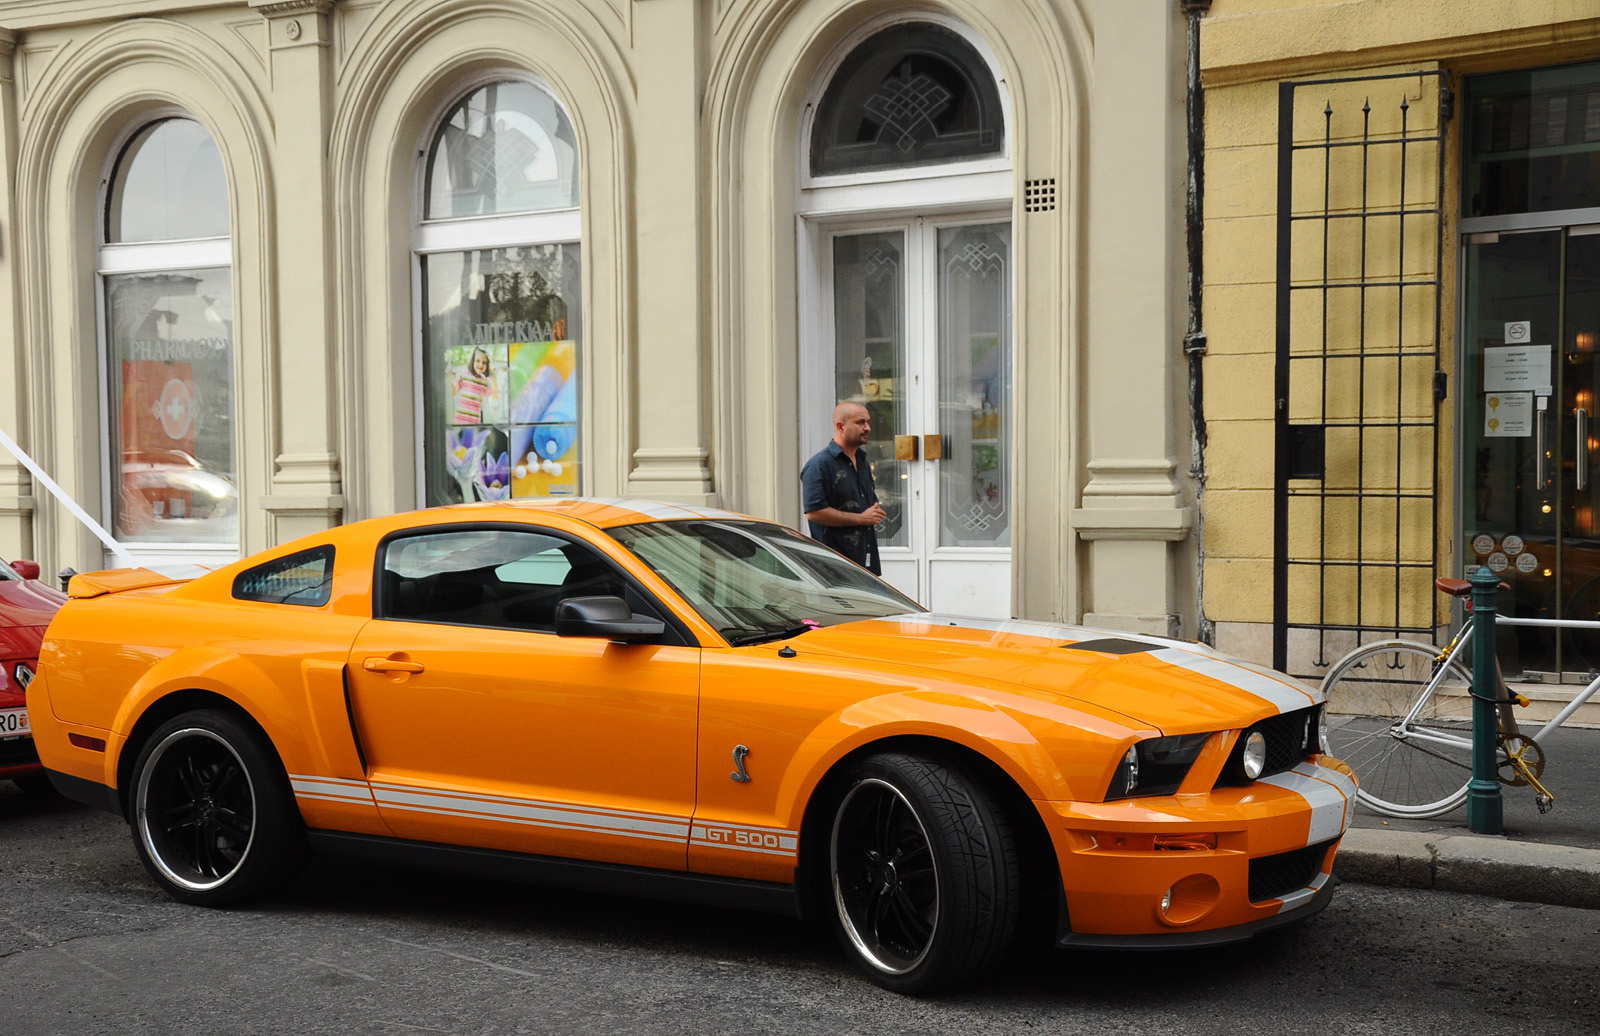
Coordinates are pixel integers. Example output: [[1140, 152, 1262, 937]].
[[0, 707, 28, 739]]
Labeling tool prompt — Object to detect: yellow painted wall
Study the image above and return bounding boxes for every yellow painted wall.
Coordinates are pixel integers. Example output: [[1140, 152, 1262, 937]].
[[1198, 0, 1600, 669]]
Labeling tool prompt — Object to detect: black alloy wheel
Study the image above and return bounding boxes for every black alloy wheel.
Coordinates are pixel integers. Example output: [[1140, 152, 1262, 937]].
[[828, 752, 1019, 993], [129, 708, 306, 905]]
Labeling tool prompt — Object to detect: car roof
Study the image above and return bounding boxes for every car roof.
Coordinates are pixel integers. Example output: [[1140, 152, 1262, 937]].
[[425, 497, 761, 530]]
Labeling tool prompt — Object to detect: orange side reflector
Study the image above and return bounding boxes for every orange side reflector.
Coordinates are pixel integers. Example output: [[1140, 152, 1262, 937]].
[[1155, 833, 1218, 852]]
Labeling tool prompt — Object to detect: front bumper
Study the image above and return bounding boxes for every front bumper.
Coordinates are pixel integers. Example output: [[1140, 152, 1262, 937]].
[[1045, 758, 1356, 942]]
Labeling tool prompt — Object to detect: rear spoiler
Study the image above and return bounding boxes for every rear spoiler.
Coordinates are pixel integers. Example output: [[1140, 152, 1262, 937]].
[[67, 568, 189, 599]]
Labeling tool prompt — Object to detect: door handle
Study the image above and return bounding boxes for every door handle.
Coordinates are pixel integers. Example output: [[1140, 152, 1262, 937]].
[[1536, 396, 1548, 489], [363, 657, 424, 674], [1579, 408, 1590, 491]]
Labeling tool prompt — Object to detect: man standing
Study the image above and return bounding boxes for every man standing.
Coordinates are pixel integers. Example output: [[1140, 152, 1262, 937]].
[[801, 401, 887, 574]]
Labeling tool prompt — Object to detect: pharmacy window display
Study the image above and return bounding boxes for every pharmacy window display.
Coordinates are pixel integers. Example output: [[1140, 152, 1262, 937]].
[[422, 244, 582, 505]]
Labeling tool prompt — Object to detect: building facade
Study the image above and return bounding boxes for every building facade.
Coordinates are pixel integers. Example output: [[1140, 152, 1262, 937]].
[[1199, 0, 1600, 723], [0, 0, 1202, 635]]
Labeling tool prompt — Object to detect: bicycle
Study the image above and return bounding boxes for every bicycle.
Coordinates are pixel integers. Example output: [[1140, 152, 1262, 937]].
[[1318, 575, 1600, 818]]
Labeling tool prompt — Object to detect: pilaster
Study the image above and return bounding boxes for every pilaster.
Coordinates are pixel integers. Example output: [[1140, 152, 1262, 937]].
[[0, 30, 33, 562], [625, 0, 715, 503], [251, 0, 344, 541], [1079, 0, 1193, 635]]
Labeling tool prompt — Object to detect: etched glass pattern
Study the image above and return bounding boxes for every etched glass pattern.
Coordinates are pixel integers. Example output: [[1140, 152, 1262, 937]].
[[811, 23, 1004, 177], [938, 224, 1010, 548]]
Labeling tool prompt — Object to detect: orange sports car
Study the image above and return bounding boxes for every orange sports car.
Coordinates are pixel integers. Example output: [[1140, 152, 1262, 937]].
[[28, 500, 1355, 991]]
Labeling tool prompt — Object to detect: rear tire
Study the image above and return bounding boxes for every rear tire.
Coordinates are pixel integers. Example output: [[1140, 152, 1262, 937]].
[[1320, 640, 1473, 817], [827, 752, 1019, 993], [128, 708, 307, 905]]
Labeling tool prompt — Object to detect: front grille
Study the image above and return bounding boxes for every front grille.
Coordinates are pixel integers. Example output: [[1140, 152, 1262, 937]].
[[1249, 840, 1333, 903], [1216, 705, 1321, 787]]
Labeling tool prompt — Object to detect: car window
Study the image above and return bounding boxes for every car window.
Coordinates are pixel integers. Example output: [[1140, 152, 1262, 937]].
[[608, 519, 923, 643], [232, 546, 334, 606], [377, 528, 625, 632]]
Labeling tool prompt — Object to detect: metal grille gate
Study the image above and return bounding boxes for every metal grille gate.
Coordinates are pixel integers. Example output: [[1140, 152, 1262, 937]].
[[1272, 70, 1454, 674]]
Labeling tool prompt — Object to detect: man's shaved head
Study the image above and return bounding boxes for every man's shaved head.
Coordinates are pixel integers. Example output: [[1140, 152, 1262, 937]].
[[833, 400, 868, 425]]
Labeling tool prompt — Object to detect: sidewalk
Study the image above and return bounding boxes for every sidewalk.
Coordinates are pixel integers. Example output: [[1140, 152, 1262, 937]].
[[1333, 725, 1600, 909]]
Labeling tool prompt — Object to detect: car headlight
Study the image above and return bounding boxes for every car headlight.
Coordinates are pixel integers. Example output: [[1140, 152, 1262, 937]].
[[1106, 733, 1213, 800], [1240, 730, 1268, 779]]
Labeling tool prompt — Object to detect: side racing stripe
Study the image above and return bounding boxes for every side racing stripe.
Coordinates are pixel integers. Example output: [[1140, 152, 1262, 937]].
[[289, 774, 799, 861], [1151, 649, 1320, 715]]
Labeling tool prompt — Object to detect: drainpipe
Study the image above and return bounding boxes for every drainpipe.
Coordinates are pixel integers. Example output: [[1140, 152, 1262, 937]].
[[1182, 0, 1212, 644]]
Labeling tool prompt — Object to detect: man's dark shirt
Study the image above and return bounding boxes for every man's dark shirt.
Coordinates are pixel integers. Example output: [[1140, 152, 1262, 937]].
[[801, 440, 881, 574]]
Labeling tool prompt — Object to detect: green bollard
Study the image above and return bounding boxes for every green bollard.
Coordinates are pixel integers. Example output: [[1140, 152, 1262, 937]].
[[1467, 566, 1503, 834]]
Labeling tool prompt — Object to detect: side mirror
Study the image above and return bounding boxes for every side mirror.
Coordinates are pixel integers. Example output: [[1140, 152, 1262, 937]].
[[554, 595, 665, 643], [10, 559, 40, 580]]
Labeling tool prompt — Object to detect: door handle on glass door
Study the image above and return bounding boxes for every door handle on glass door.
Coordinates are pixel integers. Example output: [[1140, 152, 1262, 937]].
[[1579, 408, 1590, 491], [362, 657, 425, 674], [1536, 396, 1548, 489]]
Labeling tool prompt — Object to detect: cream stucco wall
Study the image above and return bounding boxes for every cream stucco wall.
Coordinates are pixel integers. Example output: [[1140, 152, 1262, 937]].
[[0, 0, 1196, 637]]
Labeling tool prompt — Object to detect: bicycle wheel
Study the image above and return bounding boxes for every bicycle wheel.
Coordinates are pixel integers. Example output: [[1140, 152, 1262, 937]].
[[1320, 639, 1474, 818]]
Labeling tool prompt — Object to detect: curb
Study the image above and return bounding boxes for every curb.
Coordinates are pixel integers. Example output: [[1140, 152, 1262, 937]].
[[1334, 828, 1600, 910]]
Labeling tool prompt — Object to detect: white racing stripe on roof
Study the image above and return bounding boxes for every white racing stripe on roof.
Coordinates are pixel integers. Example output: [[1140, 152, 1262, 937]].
[[1258, 764, 1353, 845], [586, 498, 748, 522], [1151, 649, 1318, 714]]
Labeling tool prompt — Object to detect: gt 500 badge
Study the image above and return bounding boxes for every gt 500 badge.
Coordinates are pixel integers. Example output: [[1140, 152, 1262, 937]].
[[691, 822, 798, 857]]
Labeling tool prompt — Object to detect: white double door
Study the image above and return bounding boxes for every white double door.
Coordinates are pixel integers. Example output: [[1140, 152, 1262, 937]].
[[803, 214, 1013, 616]]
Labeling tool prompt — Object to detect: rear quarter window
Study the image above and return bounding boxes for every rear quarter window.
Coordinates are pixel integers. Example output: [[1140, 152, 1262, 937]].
[[232, 546, 335, 606]]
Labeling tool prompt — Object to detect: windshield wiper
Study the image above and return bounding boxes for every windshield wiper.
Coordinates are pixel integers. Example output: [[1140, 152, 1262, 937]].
[[722, 622, 819, 646]]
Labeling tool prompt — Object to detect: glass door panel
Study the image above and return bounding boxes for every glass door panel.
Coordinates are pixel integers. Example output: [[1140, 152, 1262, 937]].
[[833, 231, 909, 548], [936, 223, 1011, 548], [1463, 228, 1600, 676], [1558, 232, 1600, 670]]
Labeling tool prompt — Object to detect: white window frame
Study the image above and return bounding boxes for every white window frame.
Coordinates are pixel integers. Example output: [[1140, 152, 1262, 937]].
[[95, 112, 239, 570], [411, 73, 584, 509]]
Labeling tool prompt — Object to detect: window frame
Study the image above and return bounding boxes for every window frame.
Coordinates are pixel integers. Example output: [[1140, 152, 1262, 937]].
[[95, 111, 239, 569], [411, 72, 585, 510]]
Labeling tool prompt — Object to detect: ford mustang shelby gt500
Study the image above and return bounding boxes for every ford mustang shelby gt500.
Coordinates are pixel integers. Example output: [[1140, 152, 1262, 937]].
[[29, 500, 1355, 991]]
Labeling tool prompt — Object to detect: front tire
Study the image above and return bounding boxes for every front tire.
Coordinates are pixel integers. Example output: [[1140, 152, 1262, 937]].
[[828, 752, 1019, 993], [128, 708, 306, 905]]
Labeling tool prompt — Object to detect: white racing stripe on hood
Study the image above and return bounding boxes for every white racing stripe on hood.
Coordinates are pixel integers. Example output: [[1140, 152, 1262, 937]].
[[1151, 649, 1319, 715], [1259, 763, 1354, 846], [888, 614, 1223, 655]]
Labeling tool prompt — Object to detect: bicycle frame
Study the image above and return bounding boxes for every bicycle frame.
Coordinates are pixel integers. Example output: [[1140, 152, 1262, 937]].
[[1406, 612, 1600, 749]]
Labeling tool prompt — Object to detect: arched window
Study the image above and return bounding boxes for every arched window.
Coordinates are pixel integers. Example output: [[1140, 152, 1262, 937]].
[[799, 19, 1013, 616], [809, 21, 1005, 177], [100, 117, 237, 559], [417, 79, 583, 506]]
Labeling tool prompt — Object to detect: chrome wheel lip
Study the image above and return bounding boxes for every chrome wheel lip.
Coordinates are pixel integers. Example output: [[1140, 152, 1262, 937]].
[[830, 777, 940, 976], [135, 726, 258, 893]]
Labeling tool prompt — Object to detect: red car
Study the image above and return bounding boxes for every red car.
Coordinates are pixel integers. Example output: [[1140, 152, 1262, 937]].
[[0, 556, 66, 792]]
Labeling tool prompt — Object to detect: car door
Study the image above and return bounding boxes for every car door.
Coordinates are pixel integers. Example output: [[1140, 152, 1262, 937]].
[[345, 523, 699, 870]]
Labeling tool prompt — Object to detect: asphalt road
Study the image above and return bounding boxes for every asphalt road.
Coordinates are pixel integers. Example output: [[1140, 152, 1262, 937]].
[[4, 784, 1598, 1036]]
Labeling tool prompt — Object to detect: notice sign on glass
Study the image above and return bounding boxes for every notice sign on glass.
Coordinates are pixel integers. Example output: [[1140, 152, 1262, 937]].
[[1484, 391, 1533, 437], [1483, 345, 1552, 393]]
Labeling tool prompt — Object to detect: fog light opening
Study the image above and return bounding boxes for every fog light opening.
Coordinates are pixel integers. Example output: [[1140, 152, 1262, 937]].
[[1157, 873, 1220, 927]]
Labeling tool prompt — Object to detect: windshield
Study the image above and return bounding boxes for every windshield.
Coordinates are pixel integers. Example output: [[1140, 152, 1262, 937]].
[[608, 519, 923, 643]]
